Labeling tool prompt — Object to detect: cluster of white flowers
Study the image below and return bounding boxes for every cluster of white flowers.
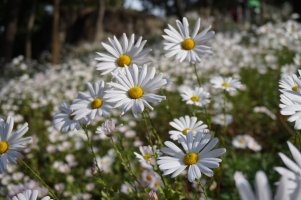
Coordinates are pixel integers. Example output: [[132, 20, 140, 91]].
[[1, 14, 301, 199]]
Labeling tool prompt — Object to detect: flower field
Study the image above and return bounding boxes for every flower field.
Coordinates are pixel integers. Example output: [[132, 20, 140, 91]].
[[1, 16, 301, 200]]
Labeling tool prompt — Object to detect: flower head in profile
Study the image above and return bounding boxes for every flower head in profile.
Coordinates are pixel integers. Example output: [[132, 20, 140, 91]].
[[95, 33, 151, 75], [53, 101, 81, 133], [12, 189, 52, 200], [105, 64, 167, 117], [0, 116, 31, 173], [158, 132, 226, 182], [211, 76, 242, 92], [71, 81, 112, 122], [163, 17, 214, 63], [96, 119, 117, 138], [169, 116, 208, 140], [180, 86, 210, 107], [134, 145, 160, 169]]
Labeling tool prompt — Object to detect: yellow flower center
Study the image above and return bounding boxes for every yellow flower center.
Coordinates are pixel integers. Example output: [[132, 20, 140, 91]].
[[128, 86, 144, 99], [182, 128, 191, 135], [222, 82, 230, 88], [116, 54, 131, 67], [181, 38, 195, 50], [239, 138, 245, 144], [292, 85, 299, 92], [190, 96, 200, 102], [91, 98, 103, 109], [183, 152, 199, 165], [143, 154, 151, 160], [0, 141, 9, 154], [146, 175, 152, 181], [154, 181, 161, 188]]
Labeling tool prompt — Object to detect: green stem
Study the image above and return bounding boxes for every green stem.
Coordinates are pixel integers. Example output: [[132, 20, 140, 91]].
[[110, 137, 139, 181], [193, 63, 201, 86], [82, 126, 106, 188], [145, 111, 163, 146], [19, 159, 59, 200], [197, 179, 208, 200]]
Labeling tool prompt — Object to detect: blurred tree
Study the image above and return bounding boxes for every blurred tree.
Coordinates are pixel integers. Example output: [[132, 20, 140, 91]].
[[94, 0, 106, 42], [52, 0, 60, 64], [25, 0, 36, 61], [3, 0, 21, 63]]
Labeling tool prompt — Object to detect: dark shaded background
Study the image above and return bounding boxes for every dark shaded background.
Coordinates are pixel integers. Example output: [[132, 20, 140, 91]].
[[0, 0, 300, 66]]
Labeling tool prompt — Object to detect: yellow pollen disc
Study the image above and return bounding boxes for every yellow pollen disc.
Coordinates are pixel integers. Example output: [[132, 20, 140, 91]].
[[183, 152, 199, 165], [116, 54, 131, 67], [222, 82, 230, 88], [0, 141, 9, 154], [91, 98, 103, 109], [182, 128, 191, 135], [143, 154, 151, 160], [146, 175, 152, 181], [190, 96, 200, 102], [155, 181, 160, 188], [128, 86, 144, 99], [181, 38, 195, 50], [239, 139, 245, 144], [292, 85, 299, 92]]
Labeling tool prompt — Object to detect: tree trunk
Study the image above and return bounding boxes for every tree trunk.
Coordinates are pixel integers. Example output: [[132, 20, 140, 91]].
[[52, 0, 60, 65], [3, 0, 21, 63], [25, 2, 36, 61], [175, 0, 184, 19], [94, 0, 106, 42]]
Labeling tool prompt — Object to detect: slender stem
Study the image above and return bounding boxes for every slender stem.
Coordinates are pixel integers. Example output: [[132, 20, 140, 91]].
[[142, 111, 155, 146], [204, 106, 211, 130], [111, 137, 137, 178], [19, 159, 59, 200], [197, 179, 208, 200], [82, 126, 106, 188], [145, 111, 163, 146], [161, 89, 174, 119], [193, 63, 201, 86]]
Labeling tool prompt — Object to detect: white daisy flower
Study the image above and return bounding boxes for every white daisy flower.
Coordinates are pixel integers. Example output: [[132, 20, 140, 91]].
[[71, 81, 112, 122], [232, 135, 249, 149], [134, 145, 160, 169], [211, 76, 242, 92], [53, 101, 81, 133], [169, 116, 208, 140], [12, 190, 52, 200], [158, 132, 226, 182], [234, 170, 301, 200], [96, 119, 117, 138], [180, 86, 210, 107], [141, 170, 163, 191], [279, 91, 301, 130], [105, 64, 167, 117], [95, 33, 151, 75], [0, 116, 31, 173], [232, 135, 262, 152], [279, 74, 301, 93], [275, 141, 301, 194], [212, 114, 233, 126], [163, 17, 214, 63]]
